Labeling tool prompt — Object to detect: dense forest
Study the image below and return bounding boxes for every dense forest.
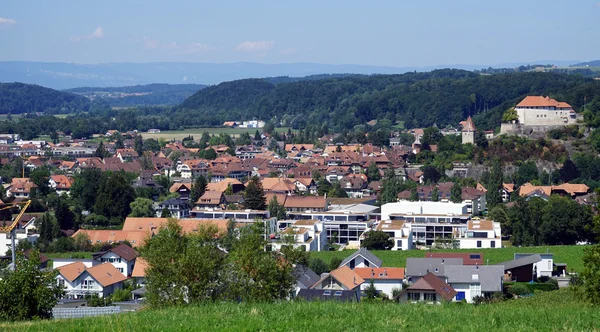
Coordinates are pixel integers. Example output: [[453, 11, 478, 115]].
[[65, 83, 206, 107], [177, 69, 600, 131], [0, 83, 90, 114]]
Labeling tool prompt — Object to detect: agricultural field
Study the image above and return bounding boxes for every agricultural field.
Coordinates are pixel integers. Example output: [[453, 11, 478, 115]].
[[3, 288, 598, 331], [311, 245, 589, 273], [140, 127, 294, 140]]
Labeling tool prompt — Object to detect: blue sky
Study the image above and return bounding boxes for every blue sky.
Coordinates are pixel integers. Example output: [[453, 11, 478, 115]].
[[1, 0, 599, 66]]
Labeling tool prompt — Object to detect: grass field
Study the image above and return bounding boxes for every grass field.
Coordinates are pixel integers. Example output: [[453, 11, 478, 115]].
[[311, 245, 589, 273], [140, 127, 294, 140], [3, 288, 598, 331]]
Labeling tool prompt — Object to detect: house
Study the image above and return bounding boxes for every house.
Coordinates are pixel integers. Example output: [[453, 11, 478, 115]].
[[284, 196, 328, 213], [396, 272, 457, 304], [514, 253, 555, 278], [169, 182, 192, 201], [206, 178, 245, 194], [339, 174, 368, 198], [338, 248, 382, 270], [293, 178, 317, 195], [425, 253, 484, 266], [116, 148, 139, 162], [444, 265, 504, 303], [514, 96, 577, 126], [497, 254, 542, 282], [270, 219, 327, 252], [71, 230, 148, 248], [519, 183, 589, 200], [132, 257, 148, 289], [355, 267, 405, 298], [195, 191, 225, 209], [501, 183, 515, 202], [222, 121, 238, 128], [285, 144, 314, 153], [310, 265, 364, 300], [56, 262, 127, 299], [457, 219, 502, 249], [49, 175, 73, 196], [296, 289, 359, 302], [370, 220, 412, 251], [156, 198, 190, 218], [294, 264, 320, 296], [261, 178, 297, 195], [6, 178, 37, 198], [404, 258, 463, 281], [92, 244, 139, 277]]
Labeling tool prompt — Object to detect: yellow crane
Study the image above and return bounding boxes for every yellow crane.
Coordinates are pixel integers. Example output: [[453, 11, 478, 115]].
[[0, 200, 32, 266]]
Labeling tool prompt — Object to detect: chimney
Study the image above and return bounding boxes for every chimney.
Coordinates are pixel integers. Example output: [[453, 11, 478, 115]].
[[371, 269, 374, 277], [384, 268, 387, 277]]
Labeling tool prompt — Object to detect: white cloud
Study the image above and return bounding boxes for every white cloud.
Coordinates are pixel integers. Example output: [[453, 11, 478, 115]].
[[0, 17, 16, 25], [187, 43, 217, 53], [143, 37, 160, 50], [236, 40, 275, 53], [279, 47, 297, 55], [69, 26, 104, 42]]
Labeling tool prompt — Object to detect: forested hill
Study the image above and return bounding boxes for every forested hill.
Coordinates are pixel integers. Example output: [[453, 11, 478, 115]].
[[0, 82, 90, 114], [177, 69, 600, 131], [65, 83, 206, 107]]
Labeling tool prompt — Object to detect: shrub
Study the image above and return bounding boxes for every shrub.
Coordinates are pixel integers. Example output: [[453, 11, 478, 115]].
[[509, 283, 530, 296]]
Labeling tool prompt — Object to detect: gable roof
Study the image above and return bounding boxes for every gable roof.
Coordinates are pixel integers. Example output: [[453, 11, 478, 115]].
[[404, 272, 457, 301], [57, 261, 87, 282], [71, 229, 148, 248], [354, 267, 405, 280], [132, 257, 148, 278], [93, 244, 139, 262], [444, 265, 505, 292], [405, 258, 463, 278], [328, 266, 365, 290], [516, 96, 572, 109], [283, 195, 327, 209], [339, 248, 382, 269], [498, 254, 542, 271], [295, 265, 320, 288], [86, 263, 127, 287]]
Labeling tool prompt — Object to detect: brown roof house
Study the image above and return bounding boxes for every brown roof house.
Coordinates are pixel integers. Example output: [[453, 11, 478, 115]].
[[310, 266, 364, 299], [6, 178, 37, 199], [396, 272, 457, 304], [92, 244, 139, 277], [56, 262, 127, 299], [284, 195, 328, 213]]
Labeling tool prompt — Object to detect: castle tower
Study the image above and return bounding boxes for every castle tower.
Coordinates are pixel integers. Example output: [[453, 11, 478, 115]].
[[462, 116, 476, 145]]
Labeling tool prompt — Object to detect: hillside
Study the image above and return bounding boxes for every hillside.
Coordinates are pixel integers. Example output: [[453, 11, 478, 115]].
[[65, 83, 206, 106], [3, 289, 598, 331], [0, 83, 90, 114], [571, 60, 600, 67], [177, 70, 600, 131]]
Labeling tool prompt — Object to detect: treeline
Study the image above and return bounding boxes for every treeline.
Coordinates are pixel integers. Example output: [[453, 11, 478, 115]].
[[0, 83, 90, 114], [66, 83, 206, 107], [177, 69, 600, 131]]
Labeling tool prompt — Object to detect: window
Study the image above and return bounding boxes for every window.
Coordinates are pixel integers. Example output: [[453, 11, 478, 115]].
[[470, 284, 481, 297], [409, 292, 420, 301], [477, 240, 482, 248], [323, 290, 331, 296], [424, 293, 437, 302], [491, 241, 495, 248], [118, 268, 124, 273], [334, 291, 342, 296], [364, 260, 369, 267], [548, 260, 552, 270], [350, 259, 355, 269], [469, 254, 481, 260], [58, 279, 65, 288], [397, 240, 402, 248]]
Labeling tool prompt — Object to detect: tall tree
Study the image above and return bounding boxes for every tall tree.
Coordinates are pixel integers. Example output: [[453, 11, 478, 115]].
[[190, 176, 208, 203], [367, 163, 380, 181], [431, 186, 440, 202], [486, 158, 503, 207], [409, 187, 419, 201], [134, 134, 144, 156], [54, 198, 75, 230], [94, 141, 110, 158], [29, 166, 52, 198], [94, 172, 136, 221], [129, 198, 156, 217], [243, 176, 266, 210], [267, 196, 287, 220], [380, 168, 401, 204], [581, 245, 600, 305], [450, 182, 463, 203], [362, 230, 394, 250], [560, 159, 579, 183], [70, 168, 103, 210]]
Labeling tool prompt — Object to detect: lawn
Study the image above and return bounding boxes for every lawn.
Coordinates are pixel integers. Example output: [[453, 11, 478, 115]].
[[311, 245, 589, 273], [140, 127, 294, 140], [3, 288, 598, 331], [45, 252, 94, 268]]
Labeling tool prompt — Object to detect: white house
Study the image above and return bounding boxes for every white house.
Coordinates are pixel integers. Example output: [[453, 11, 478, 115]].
[[56, 262, 127, 299], [514, 253, 554, 278], [457, 219, 502, 249], [92, 244, 139, 277], [514, 96, 577, 126], [355, 267, 405, 298], [338, 248, 383, 270], [271, 219, 328, 252], [0, 216, 38, 256], [381, 201, 469, 221], [156, 198, 190, 219], [444, 265, 504, 303], [369, 220, 412, 251]]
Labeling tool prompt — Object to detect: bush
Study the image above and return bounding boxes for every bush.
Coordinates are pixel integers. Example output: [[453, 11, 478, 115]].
[[308, 258, 329, 275], [110, 288, 132, 302], [329, 257, 343, 271], [509, 283, 530, 296]]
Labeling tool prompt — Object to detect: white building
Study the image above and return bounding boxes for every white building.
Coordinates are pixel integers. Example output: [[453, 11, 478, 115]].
[[92, 244, 139, 277], [0, 217, 38, 256], [270, 219, 327, 252], [368, 220, 412, 251], [514, 253, 554, 278], [381, 201, 469, 221], [457, 219, 502, 249], [56, 262, 127, 299], [355, 267, 405, 298], [514, 96, 577, 126]]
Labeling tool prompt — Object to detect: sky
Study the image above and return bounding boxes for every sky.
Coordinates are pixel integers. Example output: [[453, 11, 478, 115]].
[[1, 0, 599, 67]]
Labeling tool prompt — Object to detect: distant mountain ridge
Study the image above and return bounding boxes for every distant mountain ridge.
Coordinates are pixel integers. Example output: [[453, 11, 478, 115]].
[[0, 60, 583, 89], [571, 60, 600, 67]]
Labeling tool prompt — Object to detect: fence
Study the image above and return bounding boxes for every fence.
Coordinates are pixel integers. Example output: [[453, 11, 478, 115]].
[[52, 306, 121, 319]]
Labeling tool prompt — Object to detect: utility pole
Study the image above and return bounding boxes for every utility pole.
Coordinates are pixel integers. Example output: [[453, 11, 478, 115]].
[[11, 229, 16, 267]]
